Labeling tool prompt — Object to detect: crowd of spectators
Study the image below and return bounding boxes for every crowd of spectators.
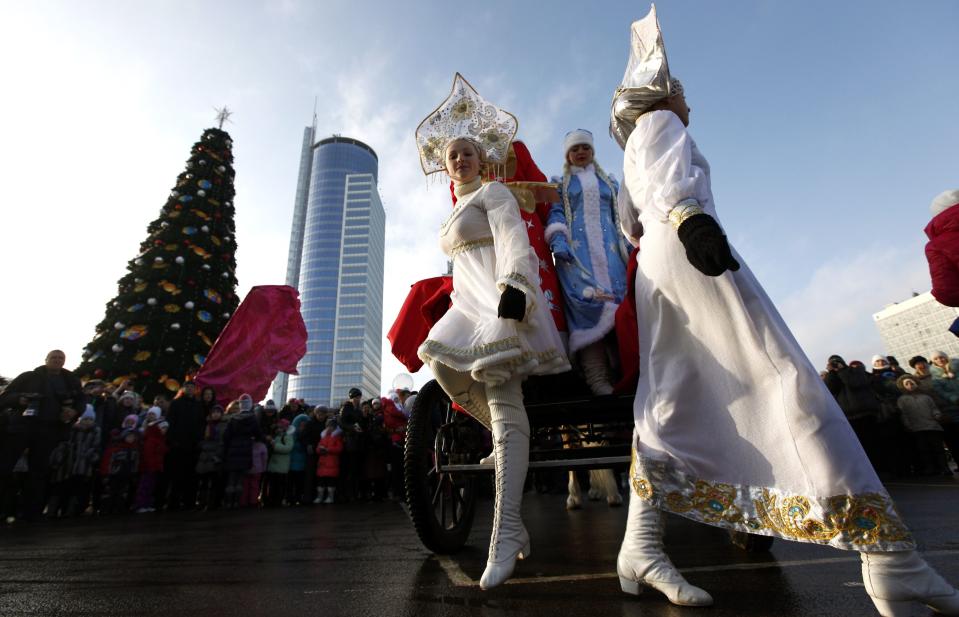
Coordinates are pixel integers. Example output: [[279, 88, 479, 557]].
[[823, 353, 959, 478], [0, 350, 411, 524], [3, 346, 955, 525]]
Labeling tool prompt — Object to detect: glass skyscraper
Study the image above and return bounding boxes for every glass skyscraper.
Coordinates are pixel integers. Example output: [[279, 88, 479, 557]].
[[275, 133, 384, 406]]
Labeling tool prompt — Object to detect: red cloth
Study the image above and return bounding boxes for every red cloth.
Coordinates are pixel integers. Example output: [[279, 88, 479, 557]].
[[613, 247, 641, 393], [195, 285, 307, 406], [315, 431, 344, 478], [388, 276, 454, 373], [381, 397, 407, 445], [140, 425, 169, 473], [450, 141, 568, 333], [925, 204, 959, 307]]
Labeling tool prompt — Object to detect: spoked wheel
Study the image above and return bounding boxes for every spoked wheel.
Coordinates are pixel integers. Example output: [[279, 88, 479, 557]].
[[404, 380, 483, 554], [728, 529, 775, 552]]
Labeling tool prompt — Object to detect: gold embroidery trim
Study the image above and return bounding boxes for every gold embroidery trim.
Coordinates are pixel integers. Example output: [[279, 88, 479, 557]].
[[629, 449, 913, 548], [667, 202, 705, 230], [500, 271, 534, 294], [450, 237, 494, 258]]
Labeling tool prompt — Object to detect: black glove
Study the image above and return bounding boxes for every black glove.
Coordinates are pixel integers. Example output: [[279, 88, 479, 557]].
[[677, 214, 741, 277], [497, 285, 526, 320]]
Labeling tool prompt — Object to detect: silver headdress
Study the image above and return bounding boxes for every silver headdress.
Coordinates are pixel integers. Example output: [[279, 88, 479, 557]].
[[610, 4, 674, 149], [415, 73, 518, 176]]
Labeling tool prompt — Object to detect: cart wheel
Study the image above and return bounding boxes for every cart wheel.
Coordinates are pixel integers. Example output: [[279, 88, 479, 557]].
[[728, 529, 775, 552], [405, 380, 479, 554]]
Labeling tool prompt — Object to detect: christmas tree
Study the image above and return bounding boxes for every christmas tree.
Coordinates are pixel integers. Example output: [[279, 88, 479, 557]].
[[77, 109, 240, 401]]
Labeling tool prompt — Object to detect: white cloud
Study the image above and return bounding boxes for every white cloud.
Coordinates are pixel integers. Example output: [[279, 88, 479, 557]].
[[777, 246, 932, 367]]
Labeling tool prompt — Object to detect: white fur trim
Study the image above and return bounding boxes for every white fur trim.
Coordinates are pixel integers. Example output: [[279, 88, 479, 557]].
[[931, 189, 959, 216], [564, 129, 593, 154], [544, 222, 570, 243], [568, 301, 619, 356]]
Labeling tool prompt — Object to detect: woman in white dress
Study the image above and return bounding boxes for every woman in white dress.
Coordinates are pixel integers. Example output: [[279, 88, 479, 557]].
[[608, 7, 958, 616], [414, 74, 570, 590]]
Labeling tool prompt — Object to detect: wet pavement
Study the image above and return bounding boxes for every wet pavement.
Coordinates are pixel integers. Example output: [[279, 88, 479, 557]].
[[0, 478, 956, 616]]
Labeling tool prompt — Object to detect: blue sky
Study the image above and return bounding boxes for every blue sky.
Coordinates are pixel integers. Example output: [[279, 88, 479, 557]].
[[1, 0, 956, 394]]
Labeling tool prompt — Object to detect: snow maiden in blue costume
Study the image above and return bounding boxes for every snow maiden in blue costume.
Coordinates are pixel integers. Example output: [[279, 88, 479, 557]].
[[545, 129, 632, 395]]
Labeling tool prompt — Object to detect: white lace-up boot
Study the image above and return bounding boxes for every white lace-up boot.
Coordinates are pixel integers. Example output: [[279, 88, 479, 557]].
[[862, 551, 959, 616], [617, 486, 713, 606], [479, 379, 531, 590]]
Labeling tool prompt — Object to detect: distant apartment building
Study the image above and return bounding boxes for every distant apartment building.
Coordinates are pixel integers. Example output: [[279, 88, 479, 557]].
[[873, 291, 959, 362]]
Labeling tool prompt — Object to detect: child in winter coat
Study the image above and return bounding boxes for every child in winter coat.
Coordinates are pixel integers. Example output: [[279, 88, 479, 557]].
[[134, 419, 169, 512], [100, 429, 141, 514], [264, 419, 293, 507], [288, 414, 311, 505], [48, 405, 102, 517], [925, 189, 959, 307], [242, 439, 268, 508], [314, 418, 344, 504], [897, 375, 951, 475], [196, 405, 227, 510]]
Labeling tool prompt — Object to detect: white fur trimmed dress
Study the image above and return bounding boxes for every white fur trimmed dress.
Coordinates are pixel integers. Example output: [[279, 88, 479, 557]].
[[418, 181, 570, 385], [619, 110, 913, 552]]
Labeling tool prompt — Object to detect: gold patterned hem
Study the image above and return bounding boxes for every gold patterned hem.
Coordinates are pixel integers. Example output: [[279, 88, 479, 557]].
[[450, 237, 494, 258], [629, 448, 915, 551]]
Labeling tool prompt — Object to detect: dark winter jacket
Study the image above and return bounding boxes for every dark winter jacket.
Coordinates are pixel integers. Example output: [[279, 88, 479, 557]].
[[166, 396, 205, 450], [825, 365, 881, 421], [925, 204, 959, 307], [289, 414, 311, 472], [0, 366, 84, 425], [102, 439, 140, 477], [222, 411, 264, 473], [196, 418, 226, 474], [93, 395, 122, 436]]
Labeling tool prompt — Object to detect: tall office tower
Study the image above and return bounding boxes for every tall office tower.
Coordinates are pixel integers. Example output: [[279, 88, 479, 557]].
[[873, 291, 959, 362], [273, 125, 315, 405], [280, 134, 384, 406]]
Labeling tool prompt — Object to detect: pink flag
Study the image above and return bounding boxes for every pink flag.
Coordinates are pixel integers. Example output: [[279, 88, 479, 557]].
[[195, 285, 307, 406]]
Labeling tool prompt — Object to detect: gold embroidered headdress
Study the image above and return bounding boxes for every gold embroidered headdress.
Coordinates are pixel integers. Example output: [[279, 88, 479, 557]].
[[415, 73, 518, 176], [609, 4, 675, 149]]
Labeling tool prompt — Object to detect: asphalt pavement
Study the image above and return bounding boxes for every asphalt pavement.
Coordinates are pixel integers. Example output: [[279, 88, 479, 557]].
[[0, 478, 956, 616]]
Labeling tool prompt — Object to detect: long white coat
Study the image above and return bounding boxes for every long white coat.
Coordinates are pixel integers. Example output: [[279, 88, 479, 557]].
[[619, 110, 912, 552]]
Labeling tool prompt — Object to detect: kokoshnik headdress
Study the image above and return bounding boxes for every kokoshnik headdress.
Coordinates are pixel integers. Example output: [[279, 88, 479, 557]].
[[415, 73, 518, 176], [609, 4, 676, 149]]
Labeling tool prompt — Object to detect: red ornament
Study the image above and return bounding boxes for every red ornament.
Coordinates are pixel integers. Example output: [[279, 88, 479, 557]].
[[94, 369, 105, 377], [174, 204, 182, 210], [141, 370, 151, 377]]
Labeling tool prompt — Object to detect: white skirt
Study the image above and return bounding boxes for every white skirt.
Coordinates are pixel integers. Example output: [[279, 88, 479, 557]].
[[629, 219, 913, 552], [418, 244, 570, 385]]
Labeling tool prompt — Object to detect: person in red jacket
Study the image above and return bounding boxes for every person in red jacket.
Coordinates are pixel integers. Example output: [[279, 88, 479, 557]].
[[314, 418, 343, 505], [380, 396, 408, 501], [926, 189, 959, 307], [134, 418, 169, 513]]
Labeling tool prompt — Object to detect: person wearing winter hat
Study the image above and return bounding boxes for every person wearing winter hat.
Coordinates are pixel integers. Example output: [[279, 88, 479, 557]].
[[134, 412, 169, 513], [48, 404, 102, 518], [195, 405, 227, 510], [264, 419, 293, 507], [546, 128, 632, 396], [314, 417, 344, 505], [611, 6, 958, 614], [896, 375, 952, 476], [925, 189, 959, 307], [99, 428, 140, 514]]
